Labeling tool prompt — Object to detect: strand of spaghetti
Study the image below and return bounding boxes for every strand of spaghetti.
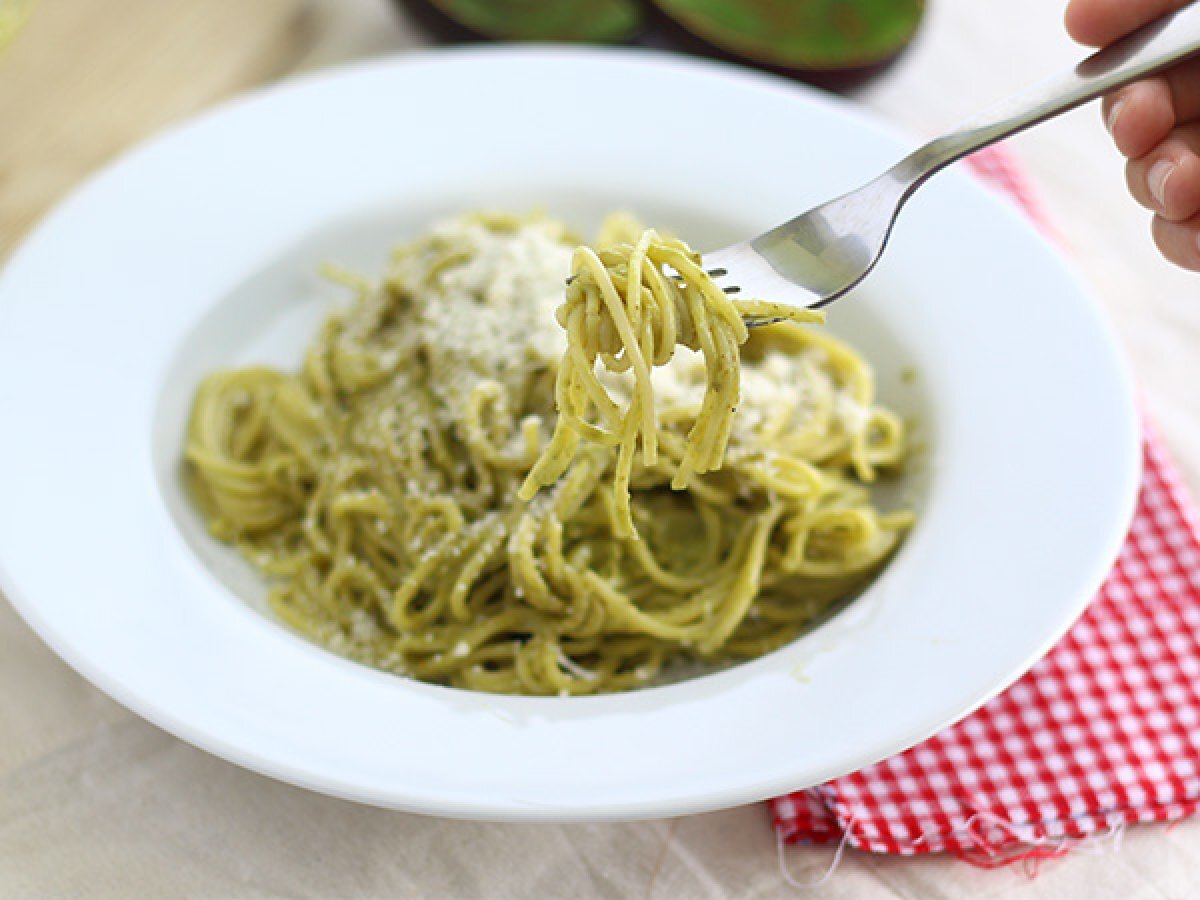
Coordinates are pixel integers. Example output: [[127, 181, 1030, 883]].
[[574, 245, 658, 457]]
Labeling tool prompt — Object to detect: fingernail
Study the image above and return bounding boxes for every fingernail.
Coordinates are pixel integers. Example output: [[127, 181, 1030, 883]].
[[1149, 160, 1175, 208], [1106, 99, 1125, 133]]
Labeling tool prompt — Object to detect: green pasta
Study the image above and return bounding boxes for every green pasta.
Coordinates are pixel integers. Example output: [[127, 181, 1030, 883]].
[[184, 212, 912, 695]]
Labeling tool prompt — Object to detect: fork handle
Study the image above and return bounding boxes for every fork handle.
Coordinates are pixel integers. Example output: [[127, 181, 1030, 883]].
[[893, 2, 1200, 185]]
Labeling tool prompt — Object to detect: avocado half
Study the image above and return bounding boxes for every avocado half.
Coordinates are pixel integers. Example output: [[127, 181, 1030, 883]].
[[650, 0, 925, 71]]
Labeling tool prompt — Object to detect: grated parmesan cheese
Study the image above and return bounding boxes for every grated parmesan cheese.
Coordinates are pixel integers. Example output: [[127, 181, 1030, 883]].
[[386, 217, 573, 426]]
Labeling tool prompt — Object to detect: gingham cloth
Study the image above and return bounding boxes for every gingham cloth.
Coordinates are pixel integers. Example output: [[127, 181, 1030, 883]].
[[770, 147, 1200, 865]]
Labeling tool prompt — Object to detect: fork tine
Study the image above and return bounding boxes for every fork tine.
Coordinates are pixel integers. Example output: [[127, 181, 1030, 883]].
[[701, 243, 825, 323]]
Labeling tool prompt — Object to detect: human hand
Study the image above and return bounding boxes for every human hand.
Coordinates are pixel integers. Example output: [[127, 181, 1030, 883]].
[[1066, 0, 1200, 269]]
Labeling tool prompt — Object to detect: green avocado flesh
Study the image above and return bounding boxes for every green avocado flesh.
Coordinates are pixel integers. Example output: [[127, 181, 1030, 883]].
[[652, 0, 925, 69], [427, 0, 644, 41]]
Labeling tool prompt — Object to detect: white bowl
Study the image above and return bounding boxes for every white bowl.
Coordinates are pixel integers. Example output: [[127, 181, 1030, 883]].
[[0, 48, 1140, 821]]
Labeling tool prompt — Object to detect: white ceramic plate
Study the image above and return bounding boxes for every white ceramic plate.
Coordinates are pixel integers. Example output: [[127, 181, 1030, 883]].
[[0, 48, 1139, 822]]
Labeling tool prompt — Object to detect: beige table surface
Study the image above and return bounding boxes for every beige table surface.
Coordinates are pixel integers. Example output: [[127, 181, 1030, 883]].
[[2, 0, 1198, 896]]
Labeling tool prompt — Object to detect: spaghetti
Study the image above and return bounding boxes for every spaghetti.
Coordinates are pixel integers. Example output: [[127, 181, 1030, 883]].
[[185, 212, 912, 695]]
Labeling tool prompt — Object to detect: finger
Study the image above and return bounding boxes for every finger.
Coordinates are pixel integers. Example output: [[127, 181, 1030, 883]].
[[1104, 78, 1175, 158], [1103, 56, 1200, 158], [1151, 213, 1200, 271], [1126, 124, 1200, 221], [1066, 0, 1191, 47]]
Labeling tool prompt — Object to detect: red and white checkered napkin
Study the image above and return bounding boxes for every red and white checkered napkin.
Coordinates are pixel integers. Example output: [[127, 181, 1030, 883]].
[[770, 148, 1200, 866]]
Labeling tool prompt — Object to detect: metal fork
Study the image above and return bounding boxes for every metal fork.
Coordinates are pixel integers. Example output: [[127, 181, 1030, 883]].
[[706, 2, 1200, 321]]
